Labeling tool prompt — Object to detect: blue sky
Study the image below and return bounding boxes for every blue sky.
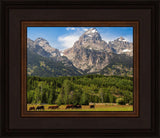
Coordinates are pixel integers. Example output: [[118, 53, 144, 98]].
[[27, 27, 133, 50]]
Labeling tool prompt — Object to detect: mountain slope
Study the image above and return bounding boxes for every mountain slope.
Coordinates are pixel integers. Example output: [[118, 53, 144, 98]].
[[100, 53, 133, 76], [27, 38, 60, 58], [27, 49, 82, 77]]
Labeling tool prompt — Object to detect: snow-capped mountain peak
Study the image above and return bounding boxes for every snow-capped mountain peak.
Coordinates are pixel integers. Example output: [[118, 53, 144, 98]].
[[79, 28, 102, 42], [85, 28, 98, 35]]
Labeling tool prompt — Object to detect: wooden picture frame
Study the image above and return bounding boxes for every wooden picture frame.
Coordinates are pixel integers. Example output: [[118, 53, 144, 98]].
[[0, 0, 159, 137]]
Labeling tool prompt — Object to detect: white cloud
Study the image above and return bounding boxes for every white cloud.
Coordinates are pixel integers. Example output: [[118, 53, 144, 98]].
[[82, 27, 88, 31], [66, 27, 88, 32], [58, 27, 89, 50], [66, 27, 76, 31], [58, 34, 80, 49]]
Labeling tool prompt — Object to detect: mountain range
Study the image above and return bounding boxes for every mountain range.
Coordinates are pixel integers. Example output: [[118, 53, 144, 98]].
[[27, 28, 133, 77]]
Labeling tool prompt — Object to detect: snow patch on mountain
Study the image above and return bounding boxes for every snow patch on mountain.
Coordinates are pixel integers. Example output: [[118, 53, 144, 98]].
[[122, 49, 132, 52], [119, 38, 127, 42], [85, 28, 98, 35], [91, 29, 97, 33], [88, 35, 92, 37], [60, 51, 64, 56]]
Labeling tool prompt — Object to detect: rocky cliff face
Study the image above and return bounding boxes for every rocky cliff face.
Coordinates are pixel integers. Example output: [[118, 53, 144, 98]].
[[107, 37, 133, 56], [63, 28, 133, 73], [27, 38, 60, 58], [63, 46, 111, 73]]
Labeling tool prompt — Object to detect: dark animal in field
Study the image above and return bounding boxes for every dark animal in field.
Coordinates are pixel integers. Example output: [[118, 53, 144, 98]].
[[90, 105, 95, 108], [73, 105, 82, 109], [65, 104, 74, 109], [36, 106, 44, 110], [29, 106, 35, 111], [76, 105, 82, 108], [48, 105, 59, 109]]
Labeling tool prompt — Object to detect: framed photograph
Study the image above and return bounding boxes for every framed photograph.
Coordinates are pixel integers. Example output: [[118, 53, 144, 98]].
[[21, 21, 139, 117], [0, 0, 159, 137]]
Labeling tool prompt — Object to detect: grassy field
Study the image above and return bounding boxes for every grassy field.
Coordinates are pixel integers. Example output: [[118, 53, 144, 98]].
[[27, 104, 133, 111]]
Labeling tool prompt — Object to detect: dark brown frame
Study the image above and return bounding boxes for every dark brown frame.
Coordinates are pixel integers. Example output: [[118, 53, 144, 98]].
[[21, 21, 139, 117], [1, 0, 160, 137]]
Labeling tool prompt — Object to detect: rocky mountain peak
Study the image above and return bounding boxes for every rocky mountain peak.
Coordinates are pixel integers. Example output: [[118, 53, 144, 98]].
[[63, 28, 114, 73], [115, 36, 127, 42], [108, 37, 133, 56], [69, 28, 108, 52], [27, 38, 34, 48], [119, 36, 125, 41], [84, 28, 98, 34], [27, 38, 60, 58], [80, 28, 102, 42], [34, 37, 50, 47]]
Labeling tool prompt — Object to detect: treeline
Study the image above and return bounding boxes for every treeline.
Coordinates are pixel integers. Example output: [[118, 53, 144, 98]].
[[27, 75, 133, 105]]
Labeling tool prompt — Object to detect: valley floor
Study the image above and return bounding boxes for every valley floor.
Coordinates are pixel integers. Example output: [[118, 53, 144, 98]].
[[27, 104, 133, 112]]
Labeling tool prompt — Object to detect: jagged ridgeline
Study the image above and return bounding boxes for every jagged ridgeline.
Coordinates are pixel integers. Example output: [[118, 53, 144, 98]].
[[27, 28, 133, 77]]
